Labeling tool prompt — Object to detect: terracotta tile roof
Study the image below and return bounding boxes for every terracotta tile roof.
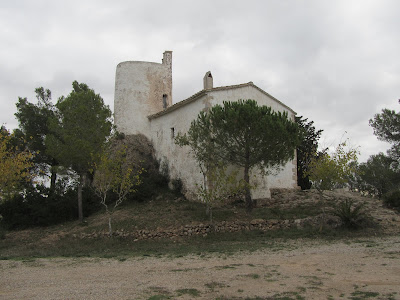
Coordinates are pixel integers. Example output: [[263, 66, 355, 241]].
[[147, 82, 295, 120]]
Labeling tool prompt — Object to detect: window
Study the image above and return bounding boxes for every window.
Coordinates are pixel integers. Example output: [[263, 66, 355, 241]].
[[163, 94, 168, 109], [171, 127, 175, 139]]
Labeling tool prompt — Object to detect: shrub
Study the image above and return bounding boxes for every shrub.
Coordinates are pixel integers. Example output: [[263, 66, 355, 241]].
[[0, 226, 5, 240], [383, 190, 400, 212], [127, 163, 169, 202], [333, 199, 368, 229], [0, 185, 101, 229], [110, 135, 170, 202], [171, 178, 183, 195]]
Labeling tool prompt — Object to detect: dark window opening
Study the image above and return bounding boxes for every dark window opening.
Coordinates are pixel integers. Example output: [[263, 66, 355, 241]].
[[171, 127, 175, 139], [163, 94, 168, 109]]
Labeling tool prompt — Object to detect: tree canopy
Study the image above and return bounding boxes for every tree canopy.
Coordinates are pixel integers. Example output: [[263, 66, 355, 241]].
[[178, 99, 301, 211], [356, 153, 399, 198], [14, 87, 59, 190], [0, 127, 34, 199], [369, 100, 400, 167], [295, 116, 323, 190], [92, 142, 143, 236], [307, 141, 359, 197], [46, 81, 113, 221]]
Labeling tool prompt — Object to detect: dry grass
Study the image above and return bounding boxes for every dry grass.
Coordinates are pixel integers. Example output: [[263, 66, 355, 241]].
[[0, 189, 398, 259]]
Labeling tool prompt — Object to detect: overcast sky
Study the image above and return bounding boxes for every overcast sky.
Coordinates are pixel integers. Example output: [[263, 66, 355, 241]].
[[1, 0, 399, 162]]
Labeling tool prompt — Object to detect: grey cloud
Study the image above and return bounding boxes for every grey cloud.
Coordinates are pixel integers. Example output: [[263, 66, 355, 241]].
[[0, 0, 398, 162]]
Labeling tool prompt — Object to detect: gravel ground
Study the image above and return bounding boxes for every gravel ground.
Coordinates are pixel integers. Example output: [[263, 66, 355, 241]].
[[1, 235, 400, 300]]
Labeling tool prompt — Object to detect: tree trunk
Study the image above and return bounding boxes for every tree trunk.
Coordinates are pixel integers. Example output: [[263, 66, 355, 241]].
[[49, 160, 58, 194], [206, 203, 210, 216], [108, 215, 113, 237], [244, 163, 253, 212], [77, 173, 84, 222], [50, 171, 57, 194]]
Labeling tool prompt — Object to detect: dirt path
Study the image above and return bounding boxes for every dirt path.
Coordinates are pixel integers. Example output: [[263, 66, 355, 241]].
[[1, 236, 399, 300]]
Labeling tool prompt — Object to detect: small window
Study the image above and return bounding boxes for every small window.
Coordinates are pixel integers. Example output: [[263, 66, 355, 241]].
[[163, 94, 168, 109], [171, 127, 175, 139]]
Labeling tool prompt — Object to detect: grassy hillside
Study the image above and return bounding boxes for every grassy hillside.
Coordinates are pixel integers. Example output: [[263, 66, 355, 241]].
[[0, 189, 398, 259]]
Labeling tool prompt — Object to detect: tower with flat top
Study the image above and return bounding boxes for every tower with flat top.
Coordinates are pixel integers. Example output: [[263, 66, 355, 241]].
[[114, 51, 172, 137]]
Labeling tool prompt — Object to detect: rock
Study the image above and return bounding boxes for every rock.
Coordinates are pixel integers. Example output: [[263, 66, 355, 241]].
[[250, 219, 264, 225]]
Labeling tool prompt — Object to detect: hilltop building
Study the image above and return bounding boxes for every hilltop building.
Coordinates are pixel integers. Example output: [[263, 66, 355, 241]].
[[114, 51, 298, 200]]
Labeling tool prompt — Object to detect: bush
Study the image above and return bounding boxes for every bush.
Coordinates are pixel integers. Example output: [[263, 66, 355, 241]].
[[131, 167, 169, 201], [171, 178, 183, 195], [110, 134, 170, 202], [383, 190, 400, 212], [0, 185, 102, 229], [333, 199, 369, 229], [0, 226, 6, 240]]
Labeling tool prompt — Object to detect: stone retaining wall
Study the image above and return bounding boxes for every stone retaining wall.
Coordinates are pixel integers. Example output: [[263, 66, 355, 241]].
[[75, 215, 341, 240]]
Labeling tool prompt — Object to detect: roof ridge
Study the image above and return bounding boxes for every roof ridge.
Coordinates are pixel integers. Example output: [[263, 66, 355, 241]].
[[147, 82, 295, 120]]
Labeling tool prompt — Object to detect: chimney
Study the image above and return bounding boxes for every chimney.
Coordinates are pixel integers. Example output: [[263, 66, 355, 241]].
[[203, 71, 213, 90]]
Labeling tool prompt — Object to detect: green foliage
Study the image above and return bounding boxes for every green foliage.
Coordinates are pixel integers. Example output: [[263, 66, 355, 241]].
[[47, 81, 112, 174], [132, 165, 168, 201], [147, 295, 170, 300], [333, 199, 368, 229], [307, 141, 359, 194], [46, 81, 112, 221], [92, 143, 143, 235], [176, 288, 201, 297], [0, 127, 35, 197], [350, 290, 379, 299], [109, 134, 169, 202], [177, 99, 301, 211], [196, 164, 246, 222], [0, 226, 5, 240], [382, 190, 400, 212], [369, 100, 400, 167], [14, 87, 59, 189], [355, 153, 399, 198], [206, 100, 300, 170], [295, 116, 323, 190], [307, 141, 359, 231], [171, 178, 183, 195], [0, 184, 101, 229]]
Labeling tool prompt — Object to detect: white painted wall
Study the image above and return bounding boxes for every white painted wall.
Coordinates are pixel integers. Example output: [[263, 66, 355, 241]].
[[113, 52, 297, 201], [149, 94, 207, 200], [149, 85, 297, 200]]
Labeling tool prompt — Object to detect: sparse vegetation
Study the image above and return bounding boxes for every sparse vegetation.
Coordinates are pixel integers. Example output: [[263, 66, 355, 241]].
[[205, 281, 226, 291], [147, 295, 170, 300], [383, 189, 400, 212], [349, 290, 379, 299], [0, 189, 392, 260], [333, 199, 369, 229], [92, 142, 143, 236], [176, 288, 201, 297], [307, 140, 359, 198]]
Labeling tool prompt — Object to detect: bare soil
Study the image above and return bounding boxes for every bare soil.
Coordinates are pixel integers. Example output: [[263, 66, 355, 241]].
[[1, 190, 399, 299], [1, 236, 399, 300]]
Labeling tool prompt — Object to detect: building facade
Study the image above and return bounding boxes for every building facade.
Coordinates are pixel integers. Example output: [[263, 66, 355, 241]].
[[114, 51, 298, 200]]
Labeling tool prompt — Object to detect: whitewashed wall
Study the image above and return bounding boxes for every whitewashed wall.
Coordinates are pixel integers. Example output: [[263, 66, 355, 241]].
[[149, 84, 297, 200]]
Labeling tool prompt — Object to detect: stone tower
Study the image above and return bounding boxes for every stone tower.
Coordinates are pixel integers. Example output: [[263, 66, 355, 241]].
[[114, 51, 173, 137]]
